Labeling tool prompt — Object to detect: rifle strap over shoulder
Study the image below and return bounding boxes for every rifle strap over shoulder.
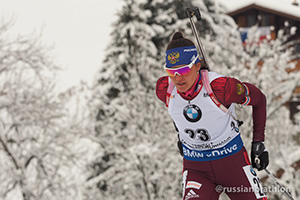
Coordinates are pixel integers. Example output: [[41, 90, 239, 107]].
[[201, 70, 243, 126]]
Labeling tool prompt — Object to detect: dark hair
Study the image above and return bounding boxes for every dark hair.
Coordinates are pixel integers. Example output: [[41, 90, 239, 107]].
[[166, 32, 195, 50]]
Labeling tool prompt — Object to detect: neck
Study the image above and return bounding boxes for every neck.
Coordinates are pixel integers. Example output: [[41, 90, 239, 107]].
[[181, 73, 201, 98]]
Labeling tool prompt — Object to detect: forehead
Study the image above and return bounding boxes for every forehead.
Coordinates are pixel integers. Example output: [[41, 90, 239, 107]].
[[168, 64, 189, 69]]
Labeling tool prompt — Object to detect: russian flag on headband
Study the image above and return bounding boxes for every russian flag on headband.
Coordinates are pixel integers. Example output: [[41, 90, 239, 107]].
[[239, 26, 271, 45]]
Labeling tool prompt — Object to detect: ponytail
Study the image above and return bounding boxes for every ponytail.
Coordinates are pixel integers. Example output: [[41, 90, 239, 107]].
[[166, 32, 195, 50]]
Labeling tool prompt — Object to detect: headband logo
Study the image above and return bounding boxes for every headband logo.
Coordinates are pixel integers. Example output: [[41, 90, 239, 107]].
[[190, 55, 196, 62], [168, 52, 180, 64]]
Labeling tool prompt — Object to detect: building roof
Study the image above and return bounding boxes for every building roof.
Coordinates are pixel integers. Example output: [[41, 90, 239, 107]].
[[223, 0, 300, 21]]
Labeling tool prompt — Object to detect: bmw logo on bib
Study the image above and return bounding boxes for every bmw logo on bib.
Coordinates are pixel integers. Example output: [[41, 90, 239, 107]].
[[183, 104, 202, 122], [250, 167, 257, 176]]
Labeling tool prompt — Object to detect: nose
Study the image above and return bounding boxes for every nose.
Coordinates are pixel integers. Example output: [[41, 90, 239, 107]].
[[174, 74, 183, 81]]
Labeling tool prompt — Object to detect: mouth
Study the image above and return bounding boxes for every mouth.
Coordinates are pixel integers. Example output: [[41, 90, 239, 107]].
[[176, 82, 186, 87]]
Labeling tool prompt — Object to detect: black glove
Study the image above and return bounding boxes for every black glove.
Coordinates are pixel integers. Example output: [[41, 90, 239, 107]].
[[251, 142, 269, 171], [173, 122, 183, 156], [177, 134, 183, 156]]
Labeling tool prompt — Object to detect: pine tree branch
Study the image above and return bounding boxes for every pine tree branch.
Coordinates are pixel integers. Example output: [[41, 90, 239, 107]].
[[137, 155, 151, 200], [0, 124, 21, 169]]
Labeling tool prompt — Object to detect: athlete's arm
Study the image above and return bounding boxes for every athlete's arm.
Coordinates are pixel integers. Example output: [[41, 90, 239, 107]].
[[155, 76, 169, 104], [211, 77, 266, 142]]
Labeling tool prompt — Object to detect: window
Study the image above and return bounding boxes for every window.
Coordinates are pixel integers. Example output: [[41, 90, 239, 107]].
[[290, 101, 300, 124], [247, 15, 256, 26], [261, 14, 270, 26], [295, 43, 300, 54]]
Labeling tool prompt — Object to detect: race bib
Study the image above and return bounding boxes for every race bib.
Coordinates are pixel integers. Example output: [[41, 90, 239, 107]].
[[243, 165, 267, 199]]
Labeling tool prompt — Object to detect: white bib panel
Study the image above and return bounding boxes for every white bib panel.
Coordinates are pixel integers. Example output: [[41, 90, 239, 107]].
[[168, 72, 243, 161]]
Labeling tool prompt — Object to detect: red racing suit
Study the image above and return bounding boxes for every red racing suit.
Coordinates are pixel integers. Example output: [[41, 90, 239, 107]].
[[156, 73, 268, 200]]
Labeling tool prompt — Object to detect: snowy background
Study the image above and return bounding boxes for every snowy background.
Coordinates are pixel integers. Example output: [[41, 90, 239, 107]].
[[0, 0, 299, 200]]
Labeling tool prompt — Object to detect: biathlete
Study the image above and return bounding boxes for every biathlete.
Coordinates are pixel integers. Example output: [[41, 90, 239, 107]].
[[156, 32, 269, 200]]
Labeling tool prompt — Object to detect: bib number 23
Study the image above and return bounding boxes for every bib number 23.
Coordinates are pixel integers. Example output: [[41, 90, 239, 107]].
[[184, 128, 211, 141]]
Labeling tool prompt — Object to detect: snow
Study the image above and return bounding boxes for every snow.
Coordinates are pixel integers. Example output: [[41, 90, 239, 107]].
[[291, 26, 298, 35]]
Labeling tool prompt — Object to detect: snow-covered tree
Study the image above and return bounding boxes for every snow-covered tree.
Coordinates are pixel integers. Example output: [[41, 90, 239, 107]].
[[0, 19, 91, 200], [86, 1, 181, 199], [233, 25, 300, 199]]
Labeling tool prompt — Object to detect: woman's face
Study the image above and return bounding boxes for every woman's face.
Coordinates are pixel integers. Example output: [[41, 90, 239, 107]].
[[169, 63, 201, 93]]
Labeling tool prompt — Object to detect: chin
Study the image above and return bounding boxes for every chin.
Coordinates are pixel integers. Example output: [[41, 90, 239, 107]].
[[177, 87, 187, 93]]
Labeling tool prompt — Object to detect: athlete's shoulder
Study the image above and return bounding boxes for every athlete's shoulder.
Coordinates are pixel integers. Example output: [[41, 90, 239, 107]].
[[211, 75, 247, 106], [208, 71, 224, 82], [156, 76, 169, 104], [209, 73, 242, 89], [209, 71, 227, 89]]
